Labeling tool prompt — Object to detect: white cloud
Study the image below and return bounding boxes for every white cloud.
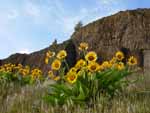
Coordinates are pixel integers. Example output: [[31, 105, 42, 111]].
[[19, 49, 30, 54]]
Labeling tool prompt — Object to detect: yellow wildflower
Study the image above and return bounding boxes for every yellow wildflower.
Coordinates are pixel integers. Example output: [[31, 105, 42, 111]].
[[46, 50, 55, 58], [115, 51, 124, 61], [128, 56, 137, 66], [51, 59, 61, 70], [88, 62, 99, 72], [115, 62, 125, 70], [85, 51, 97, 62], [31, 68, 42, 79], [98, 65, 105, 71], [18, 64, 23, 68], [109, 57, 117, 65], [78, 42, 88, 51], [75, 59, 86, 69], [0, 67, 5, 73], [57, 50, 67, 60], [69, 67, 77, 73], [19, 68, 29, 76], [66, 72, 77, 84], [102, 61, 111, 69]]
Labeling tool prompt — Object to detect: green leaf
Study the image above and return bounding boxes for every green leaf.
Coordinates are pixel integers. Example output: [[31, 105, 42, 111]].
[[72, 81, 89, 102]]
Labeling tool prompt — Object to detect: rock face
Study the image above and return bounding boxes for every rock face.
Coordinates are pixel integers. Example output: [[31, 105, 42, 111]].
[[144, 50, 150, 72], [1, 8, 150, 73], [1, 40, 76, 73]]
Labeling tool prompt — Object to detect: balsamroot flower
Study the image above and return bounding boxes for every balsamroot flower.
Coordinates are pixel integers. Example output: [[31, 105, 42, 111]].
[[88, 62, 100, 72], [128, 56, 137, 66], [115, 62, 125, 70], [78, 42, 88, 51], [75, 59, 86, 69], [51, 59, 61, 70], [45, 51, 55, 64], [46, 51, 55, 58], [57, 50, 67, 60], [66, 72, 78, 84], [115, 51, 124, 61], [102, 61, 112, 69], [85, 51, 97, 62]]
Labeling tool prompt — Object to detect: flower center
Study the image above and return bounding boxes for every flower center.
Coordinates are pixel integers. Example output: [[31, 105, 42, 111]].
[[118, 55, 122, 59], [70, 75, 75, 81], [60, 54, 65, 57], [88, 56, 94, 61], [131, 59, 135, 64], [55, 63, 59, 68], [90, 65, 96, 70]]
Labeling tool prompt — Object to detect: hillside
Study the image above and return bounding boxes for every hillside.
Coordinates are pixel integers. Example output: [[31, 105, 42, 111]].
[[1, 8, 150, 73]]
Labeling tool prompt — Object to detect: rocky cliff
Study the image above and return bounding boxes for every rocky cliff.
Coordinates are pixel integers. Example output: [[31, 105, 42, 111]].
[[1, 8, 150, 73]]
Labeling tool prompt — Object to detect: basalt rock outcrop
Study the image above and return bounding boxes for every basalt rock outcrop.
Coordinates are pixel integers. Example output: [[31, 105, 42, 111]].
[[1, 8, 150, 73]]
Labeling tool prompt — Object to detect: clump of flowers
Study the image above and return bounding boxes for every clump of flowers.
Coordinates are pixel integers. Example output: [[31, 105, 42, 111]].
[[44, 49, 68, 82], [45, 42, 139, 106], [0, 63, 43, 84]]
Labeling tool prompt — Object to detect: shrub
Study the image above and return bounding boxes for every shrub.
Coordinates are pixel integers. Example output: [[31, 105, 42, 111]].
[[74, 21, 83, 31]]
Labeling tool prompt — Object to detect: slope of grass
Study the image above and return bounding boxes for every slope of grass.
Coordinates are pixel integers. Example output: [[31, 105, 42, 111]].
[[0, 79, 150, 113]]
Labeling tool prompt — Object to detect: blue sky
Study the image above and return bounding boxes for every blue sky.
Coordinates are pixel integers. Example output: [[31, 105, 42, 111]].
[[0, 0, 150, 59]]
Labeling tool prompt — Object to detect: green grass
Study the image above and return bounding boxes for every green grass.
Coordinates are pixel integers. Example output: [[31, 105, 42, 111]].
[[0, 78, 150, 113]]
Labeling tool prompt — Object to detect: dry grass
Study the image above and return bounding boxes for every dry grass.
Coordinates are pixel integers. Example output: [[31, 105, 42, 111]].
[[0, 75, 150, 113]]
